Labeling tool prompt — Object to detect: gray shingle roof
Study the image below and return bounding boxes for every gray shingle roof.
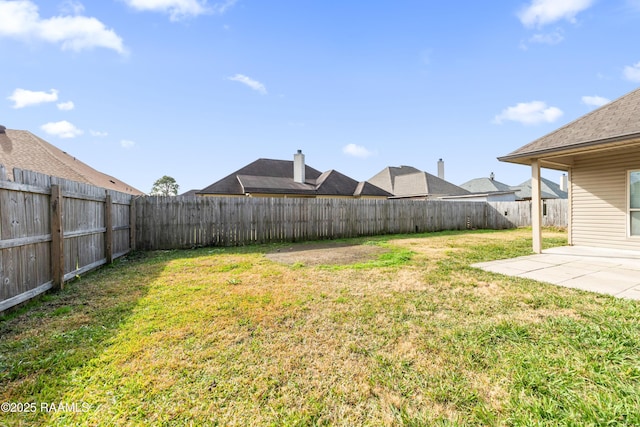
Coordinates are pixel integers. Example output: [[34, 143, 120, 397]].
[[197, 158, 391, 197], [0, 128, 143, 195], [460, 177, 512, 193], [500, 86, 640, 162], [237, 175, 317, 195], [511, 177, 567, 200], [198, 159, 323, 195], [368, 166, 469, 198]]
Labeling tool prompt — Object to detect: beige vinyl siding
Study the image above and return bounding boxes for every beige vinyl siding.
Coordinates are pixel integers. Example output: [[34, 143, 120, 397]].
[[571, 149, 640, 250]]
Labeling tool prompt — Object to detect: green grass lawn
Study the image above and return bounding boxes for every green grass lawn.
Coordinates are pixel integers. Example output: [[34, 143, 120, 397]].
[[1, 228, 639, 426]]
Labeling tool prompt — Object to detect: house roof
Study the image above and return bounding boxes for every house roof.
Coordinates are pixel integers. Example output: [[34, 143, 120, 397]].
[[499, 86, 640, 165], [237, 174, 317, 195], [369, 166, 470, 198], [197, 158, 391, 197], [179, 189, 200, 197], [0, 128, 143, 195], [511, 177, 568, 200], [459, 176, 512, 193], [198, 158, 323, 195], [353, 181, 393, 197]]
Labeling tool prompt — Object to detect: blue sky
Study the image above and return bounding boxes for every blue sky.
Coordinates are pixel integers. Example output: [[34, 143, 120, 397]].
[[2, 0, 640, 194]]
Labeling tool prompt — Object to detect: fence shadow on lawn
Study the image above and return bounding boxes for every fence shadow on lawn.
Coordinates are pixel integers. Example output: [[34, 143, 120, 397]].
[[0, 250, 176, 424]]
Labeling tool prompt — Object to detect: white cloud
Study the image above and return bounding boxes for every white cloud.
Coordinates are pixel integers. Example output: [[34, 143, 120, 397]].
[[122, 0, 237, 21], [211, 0, 238, 15], [581, 95, 610, 107], [59, 0, 85, 15], [120, 139, 136, 149], [57, 101, 75, 111], [529, 30, 564, 45], [90, 130, 108, 137], [0, 0, 126, 54], [493, 101, 564, 125], [518, 0, 594, 27], [342, 143, 375, 158], [8, 88, 58, 108], [228, 74, 267, 95], [623, 62, 640, 82], [41, 120, 83, 138]]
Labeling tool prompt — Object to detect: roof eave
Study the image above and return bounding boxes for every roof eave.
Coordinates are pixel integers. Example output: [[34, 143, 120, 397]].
[[498, 132, 640, 166]]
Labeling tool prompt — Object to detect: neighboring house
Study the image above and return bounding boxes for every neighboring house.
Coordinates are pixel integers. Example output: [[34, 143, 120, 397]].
[[179, 189, 200, 197], [368, 165, 470, 199], [0, 126, 143, 195], [458, 173, 517, 201], [197, 150, 391, 199], [499, 86, 640, 253], [510, 177, 567, 200]]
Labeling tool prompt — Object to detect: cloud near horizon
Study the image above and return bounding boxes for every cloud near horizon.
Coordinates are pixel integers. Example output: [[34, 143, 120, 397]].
[[493, 101, 563, 125], [228, 74, 267, 95], [0, 0, 126, 54], [120, 139, 136, 149], [41, 120, 83, 138], [8, 88, 58, 108], [518, 0, 594, 27], [623, 62, 640, 82], [57, 101, 75, 111], [582, 95, 610, 107], [342, 143, 375, 158], [123, 0, 237, 21]]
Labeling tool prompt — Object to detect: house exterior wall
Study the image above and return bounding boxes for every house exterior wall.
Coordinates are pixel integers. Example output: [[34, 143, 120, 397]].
[[571, 148, 640, 251]]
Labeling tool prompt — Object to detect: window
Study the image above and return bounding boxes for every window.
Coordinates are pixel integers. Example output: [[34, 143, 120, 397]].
[[630, 171, 640, 236]]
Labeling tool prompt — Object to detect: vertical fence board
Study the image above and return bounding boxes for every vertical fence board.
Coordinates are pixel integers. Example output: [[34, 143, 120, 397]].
[[0, 166, 134, 312]]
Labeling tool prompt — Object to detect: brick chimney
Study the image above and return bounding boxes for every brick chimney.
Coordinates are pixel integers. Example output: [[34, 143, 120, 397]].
[[294, 149, 305, 183]]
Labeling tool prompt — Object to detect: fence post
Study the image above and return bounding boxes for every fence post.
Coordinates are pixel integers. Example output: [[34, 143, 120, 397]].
[[50, 184, 64, 290], [105, 194, 113, 264], [129, 197, 136, 251]]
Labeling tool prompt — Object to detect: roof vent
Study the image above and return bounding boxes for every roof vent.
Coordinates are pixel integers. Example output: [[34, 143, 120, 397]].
[[0, 125, 6, 134]]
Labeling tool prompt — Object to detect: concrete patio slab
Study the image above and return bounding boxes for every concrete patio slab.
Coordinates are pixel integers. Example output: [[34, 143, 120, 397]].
[[472, 246, 640, 300]]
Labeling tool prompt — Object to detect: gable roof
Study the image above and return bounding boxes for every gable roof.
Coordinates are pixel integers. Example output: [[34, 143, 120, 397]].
[[353, 181, 393, 197], [198, 158, 323, 195], [368, 166, 470, 198], [460, 176, 512, 193], [511, 177, 568, 200], [499, 87, 640, 164], [237, 174, 317, 195], [197, 158, 391, 197], [0, 128, 143, 195]]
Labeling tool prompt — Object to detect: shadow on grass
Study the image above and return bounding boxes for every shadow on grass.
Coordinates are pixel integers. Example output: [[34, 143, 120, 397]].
[[0, 250, 179, 423]]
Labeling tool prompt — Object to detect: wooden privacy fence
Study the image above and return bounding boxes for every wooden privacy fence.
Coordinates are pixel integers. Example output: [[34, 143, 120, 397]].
[[0, 167, 134, 312], [1, 168, 568, 312], [489, 199, 568, 228], [135, 197, 523, 250]]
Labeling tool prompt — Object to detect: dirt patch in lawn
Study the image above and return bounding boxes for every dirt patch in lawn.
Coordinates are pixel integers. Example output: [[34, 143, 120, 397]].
[[265, 242, 388, 266]]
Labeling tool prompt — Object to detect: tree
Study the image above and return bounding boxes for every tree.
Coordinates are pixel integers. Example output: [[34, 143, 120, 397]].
[[151, 175, 179, 196]]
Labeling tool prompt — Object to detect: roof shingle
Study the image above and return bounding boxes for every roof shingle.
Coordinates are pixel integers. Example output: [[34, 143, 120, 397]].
[[500, 87, 640, 161], [0, 129, 143, 195]]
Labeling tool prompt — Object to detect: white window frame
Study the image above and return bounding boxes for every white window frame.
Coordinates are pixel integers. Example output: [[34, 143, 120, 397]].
[[628, 170, 640, 238]]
